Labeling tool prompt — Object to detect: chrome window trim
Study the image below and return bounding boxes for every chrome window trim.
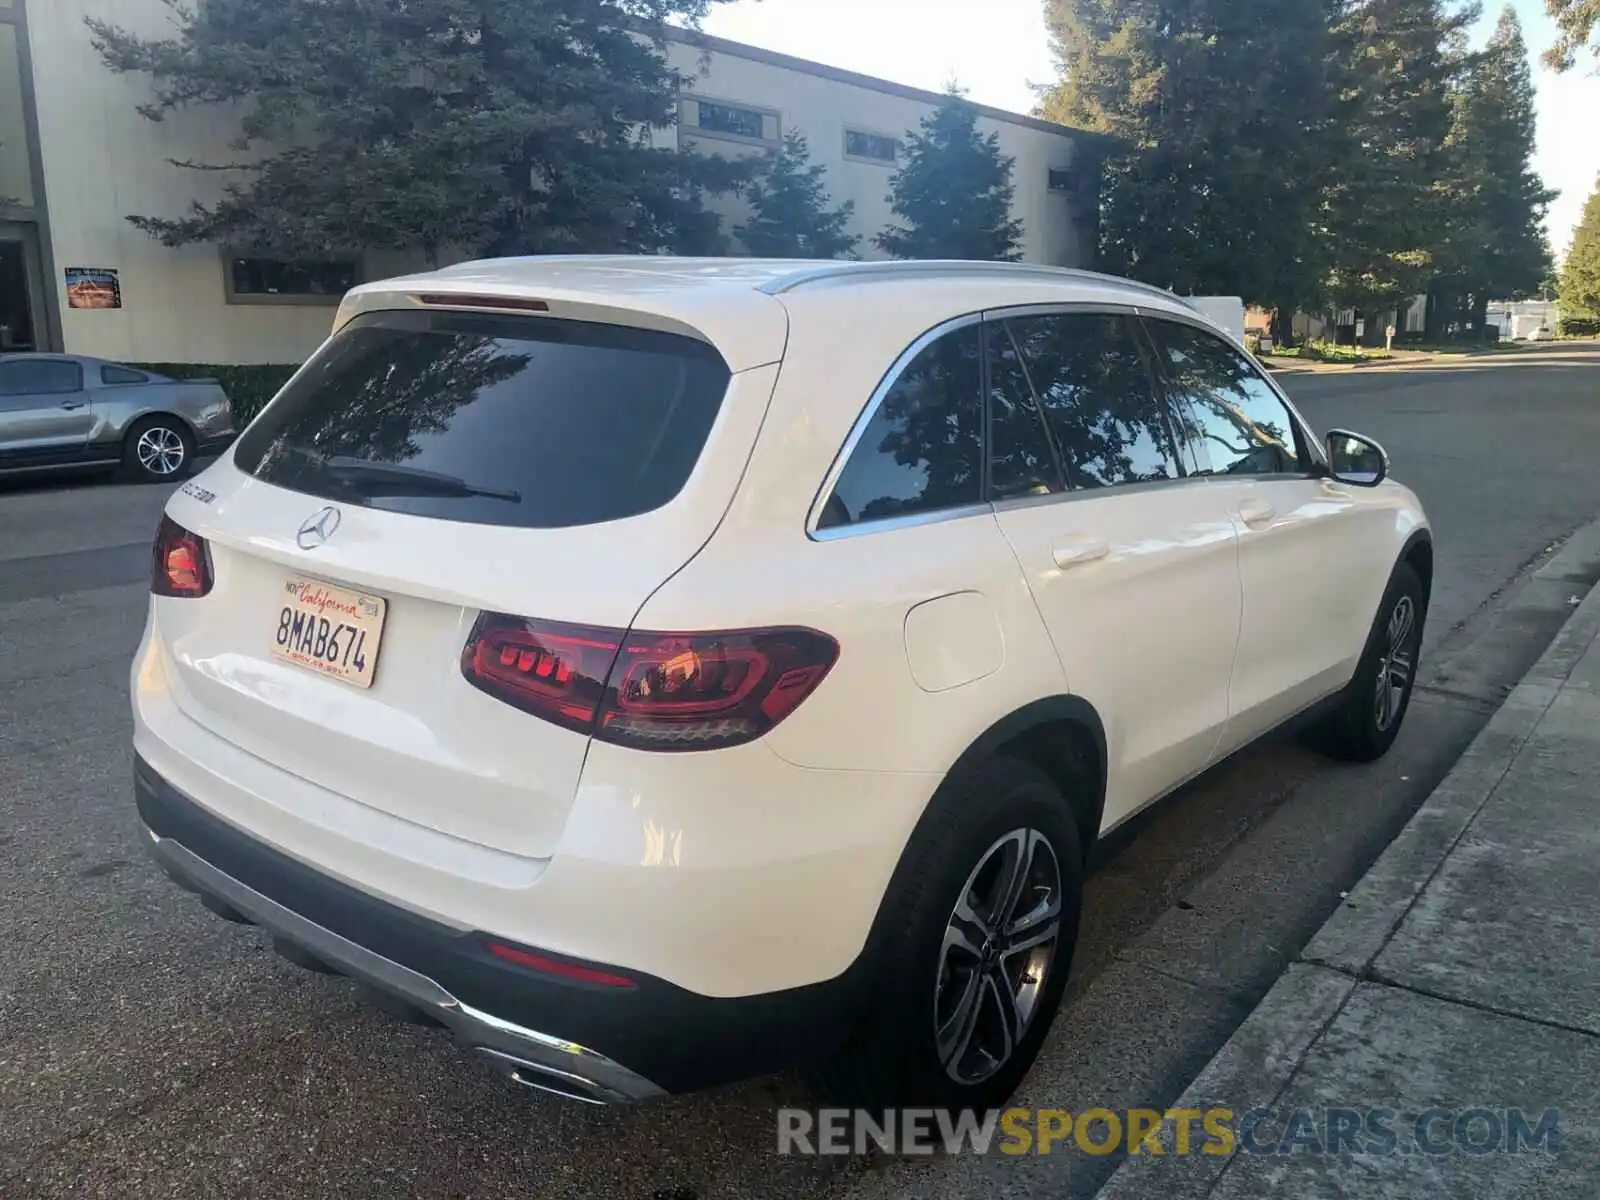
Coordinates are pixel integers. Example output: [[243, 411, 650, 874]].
[[805, 312, 984, 541], [990, 473, 1199, 515], [1136, 307, 1331, 477], [810, 502, 996, 541]]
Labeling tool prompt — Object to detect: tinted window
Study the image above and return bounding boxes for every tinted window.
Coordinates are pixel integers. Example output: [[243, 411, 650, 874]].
[[231, 257, 357, 298], [233, 310, 731, 530], [1149, 320, 1305, 476], [987, 324, 1063, 499], [820, 324, 983, 529], [101, 364, 149, 385], [0, 359, 82, 396], [1005, 313, 1181, 488], [696, 100, 766, 140]]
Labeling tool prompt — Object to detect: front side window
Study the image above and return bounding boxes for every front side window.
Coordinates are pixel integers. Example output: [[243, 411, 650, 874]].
[[1148, 319, 1307, 476], [233, 310, 731, 530], [818, 324, 983, 529], [0, 359, 82, 396], [1004, 312, 1182, 488]]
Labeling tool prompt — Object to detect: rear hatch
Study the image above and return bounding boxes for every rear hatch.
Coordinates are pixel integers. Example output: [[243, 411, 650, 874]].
[[154, 303, 781, 860]]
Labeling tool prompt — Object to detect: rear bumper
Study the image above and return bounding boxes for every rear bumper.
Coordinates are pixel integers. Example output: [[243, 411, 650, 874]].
[[135, 756, 859, 1100]]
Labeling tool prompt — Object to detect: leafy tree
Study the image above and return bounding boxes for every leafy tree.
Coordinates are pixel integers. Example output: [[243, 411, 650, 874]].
[[735, 130, 858, 258], [875, 94, 1023, 261], [1325, 0, 1475, 334], [1042, 0, 1350, 332], [1543, 0, 1599, 69], [1560, 177, 1600, 325], [87, 0, 744, 262], [1432, 8, 1556, 333]]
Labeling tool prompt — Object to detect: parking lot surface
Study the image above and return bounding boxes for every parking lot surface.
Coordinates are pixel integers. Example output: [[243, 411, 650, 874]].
[[3, 343, 1599, 1199]]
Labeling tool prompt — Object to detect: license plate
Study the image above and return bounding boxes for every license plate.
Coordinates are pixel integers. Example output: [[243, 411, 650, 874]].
[[270, 576, 388, 689]]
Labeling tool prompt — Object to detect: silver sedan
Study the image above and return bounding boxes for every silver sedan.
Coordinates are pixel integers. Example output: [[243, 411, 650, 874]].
[[0, 353, 236, 483]]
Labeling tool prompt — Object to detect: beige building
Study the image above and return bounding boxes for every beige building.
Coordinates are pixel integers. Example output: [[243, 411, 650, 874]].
[[0, 2, 1108, 366]]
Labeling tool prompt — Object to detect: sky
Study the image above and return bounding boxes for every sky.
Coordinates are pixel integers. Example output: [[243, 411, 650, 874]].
[[702, 0, 1600, 259]]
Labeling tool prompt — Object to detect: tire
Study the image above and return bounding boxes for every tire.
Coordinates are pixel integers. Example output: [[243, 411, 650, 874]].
[[813, 755, 1084, 1112], [123, 416, 195, 483], [1313, 562, 1426, 762]]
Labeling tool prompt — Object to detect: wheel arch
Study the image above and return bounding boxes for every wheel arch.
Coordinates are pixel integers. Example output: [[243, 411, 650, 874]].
[[1399, 527, 1434, 609], [940, 695, 1109, 864], [123, 408, 199, 446]]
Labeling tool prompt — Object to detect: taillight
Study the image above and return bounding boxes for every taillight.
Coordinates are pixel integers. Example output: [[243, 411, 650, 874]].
[[459, 615, 620, 735], [151, 515, 213, 598], [461, 616, 839, 752]]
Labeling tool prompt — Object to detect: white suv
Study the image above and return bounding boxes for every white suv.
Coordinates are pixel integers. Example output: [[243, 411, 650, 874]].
[[132, 257, 1431, 1111]]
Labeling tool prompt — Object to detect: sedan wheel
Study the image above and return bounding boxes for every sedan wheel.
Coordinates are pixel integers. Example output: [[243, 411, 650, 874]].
[[136, 426, 187, 477]]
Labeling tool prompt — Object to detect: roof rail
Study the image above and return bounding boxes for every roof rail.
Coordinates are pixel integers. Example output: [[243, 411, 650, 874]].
[[758, 259, 1192, 307]]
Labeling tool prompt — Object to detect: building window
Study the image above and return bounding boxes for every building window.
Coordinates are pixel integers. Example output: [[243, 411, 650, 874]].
[[695, 100, 767, 140], [679, 96, 779, 146], [844, 129, 899, 164], [225, 253, 359, 306], [1048, 169, 1074, 194]]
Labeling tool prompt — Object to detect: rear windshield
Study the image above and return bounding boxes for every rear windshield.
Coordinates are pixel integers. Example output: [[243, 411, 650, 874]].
[[233, 309, 731, 529]]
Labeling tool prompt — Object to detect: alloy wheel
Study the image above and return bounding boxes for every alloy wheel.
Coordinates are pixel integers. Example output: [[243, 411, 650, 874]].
[[934, 827, 1062, 1085], [1373, 594, 1416, 732], [136, 426, 187, 477]]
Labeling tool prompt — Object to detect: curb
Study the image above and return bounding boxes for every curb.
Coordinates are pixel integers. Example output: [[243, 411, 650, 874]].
[[1092, 536, 1600, 1200]]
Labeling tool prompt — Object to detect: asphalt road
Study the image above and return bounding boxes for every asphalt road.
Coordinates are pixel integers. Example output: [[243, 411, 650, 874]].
[[3, 343, 1599, 1200]]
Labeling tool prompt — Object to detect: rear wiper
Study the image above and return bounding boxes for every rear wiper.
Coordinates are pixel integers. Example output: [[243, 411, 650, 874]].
[[321, 455, 521, 503]]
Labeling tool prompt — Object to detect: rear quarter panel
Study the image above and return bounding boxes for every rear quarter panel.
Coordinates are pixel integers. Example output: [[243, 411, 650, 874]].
[[92, 381, 234, 448]]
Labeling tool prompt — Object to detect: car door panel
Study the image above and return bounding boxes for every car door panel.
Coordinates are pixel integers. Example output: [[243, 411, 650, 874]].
[[0, 358, 93, 463], [984, 311, 1243, 830], [1141, 315, 1384, 750]]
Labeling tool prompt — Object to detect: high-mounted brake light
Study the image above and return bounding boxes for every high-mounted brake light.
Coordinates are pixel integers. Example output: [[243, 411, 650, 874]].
[[151, 515, 213, 598], [461, 616, 839, 752], [416, 293, 550, 313]]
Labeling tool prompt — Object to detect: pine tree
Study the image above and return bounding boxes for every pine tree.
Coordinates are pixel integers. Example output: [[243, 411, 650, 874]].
[[735, 131, 859, 259], [875, 95, 1023, 262], [1560, 178, 1600, 331], [1042, 0, 1349, 323], [1326, 0, 1474, 334], [1434, 8, 1556, 333], [1544, 0, 1599, 69], [86, 0, 744, 261]]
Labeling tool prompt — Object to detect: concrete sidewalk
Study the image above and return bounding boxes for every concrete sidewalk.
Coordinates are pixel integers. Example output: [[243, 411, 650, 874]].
[[1097, 580, 1600, 1198]]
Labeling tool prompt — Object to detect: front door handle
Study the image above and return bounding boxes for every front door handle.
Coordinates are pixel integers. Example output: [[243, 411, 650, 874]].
[[59, 400, 87, 411], [1052, 537, 1110, 568], [1238, 499, 1276, 528]]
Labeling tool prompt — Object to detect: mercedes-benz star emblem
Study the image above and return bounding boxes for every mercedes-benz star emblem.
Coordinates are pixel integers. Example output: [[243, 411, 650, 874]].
[[296, 506, 342, 550]]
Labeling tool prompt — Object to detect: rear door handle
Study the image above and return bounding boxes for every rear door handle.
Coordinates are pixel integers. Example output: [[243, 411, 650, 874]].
[[60, 400, 86, 411], [1238, 499, 1276, 528], [1052, 537, 1110, 568]]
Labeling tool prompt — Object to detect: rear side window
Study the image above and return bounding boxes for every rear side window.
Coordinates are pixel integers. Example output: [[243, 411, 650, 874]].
[[101, 364, 149, 385], [987, 324, 1064, 499], [818, 324, 983, 529], [1004, 312, 1182, 488], [233, 310, 731, 530]]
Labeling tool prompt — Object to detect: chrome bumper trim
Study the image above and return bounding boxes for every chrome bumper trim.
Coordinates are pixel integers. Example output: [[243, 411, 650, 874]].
[[142, 824, 667, 1105]]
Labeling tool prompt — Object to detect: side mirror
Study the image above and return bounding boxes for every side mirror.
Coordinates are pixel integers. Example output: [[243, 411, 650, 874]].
[[1325, 429, 1389, 487]]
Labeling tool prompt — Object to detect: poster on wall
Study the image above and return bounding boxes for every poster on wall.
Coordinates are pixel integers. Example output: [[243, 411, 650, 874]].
[[65, 267, 122, 310]]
